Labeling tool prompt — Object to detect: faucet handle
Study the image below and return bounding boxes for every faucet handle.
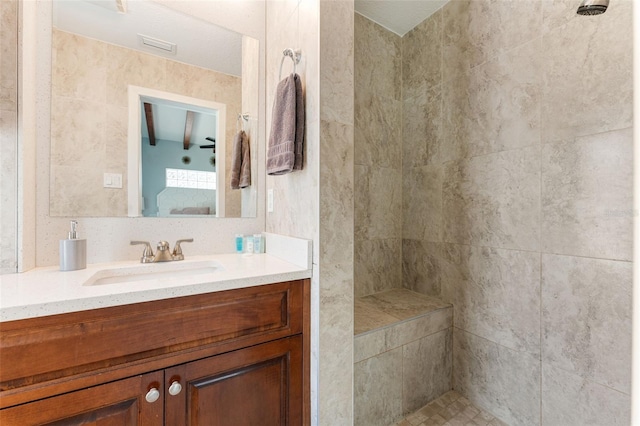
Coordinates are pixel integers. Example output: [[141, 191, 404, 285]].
[[172, 238, 194, 261], [131, 241, 154, 263]]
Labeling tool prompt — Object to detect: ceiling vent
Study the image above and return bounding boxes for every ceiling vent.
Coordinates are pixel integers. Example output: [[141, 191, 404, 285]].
[[138, 34, 177, 55]]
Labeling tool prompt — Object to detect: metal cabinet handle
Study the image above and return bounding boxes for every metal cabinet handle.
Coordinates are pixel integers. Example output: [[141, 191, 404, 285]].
[[168, 380, 182, 396], [145, 387, 160, 403]]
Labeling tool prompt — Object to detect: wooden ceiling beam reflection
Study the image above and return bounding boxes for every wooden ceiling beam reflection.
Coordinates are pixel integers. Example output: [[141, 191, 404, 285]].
[[143, 102, 156, 146], [183, 111, 194, 150]]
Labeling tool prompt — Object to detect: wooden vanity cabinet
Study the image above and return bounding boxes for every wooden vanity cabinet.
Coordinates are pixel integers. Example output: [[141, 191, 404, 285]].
[[0, 279, 310, 425]]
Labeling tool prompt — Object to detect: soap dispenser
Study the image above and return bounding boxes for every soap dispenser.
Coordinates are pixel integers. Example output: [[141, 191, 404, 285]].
[[59, 220, 87, 271]]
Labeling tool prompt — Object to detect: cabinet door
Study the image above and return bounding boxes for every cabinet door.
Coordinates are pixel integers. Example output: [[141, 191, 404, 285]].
[[166, 336, 303, 426], [0, 371, 164, 425]]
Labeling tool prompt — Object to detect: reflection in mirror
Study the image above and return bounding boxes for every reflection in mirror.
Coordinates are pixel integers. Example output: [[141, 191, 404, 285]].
[[128, 87, 226, 217], [49, 0, 259, 218]]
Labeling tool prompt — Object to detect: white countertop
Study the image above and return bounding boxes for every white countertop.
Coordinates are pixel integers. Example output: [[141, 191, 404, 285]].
[[0, 253, 312, 322]]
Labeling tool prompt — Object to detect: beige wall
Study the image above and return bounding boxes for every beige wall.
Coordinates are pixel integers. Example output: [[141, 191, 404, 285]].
[[354, 13, 402, 298], [401, 1, 633, 424], [265, 0, 354, 423], [0, 0, 18, 273], [50, 29, 242, 217]]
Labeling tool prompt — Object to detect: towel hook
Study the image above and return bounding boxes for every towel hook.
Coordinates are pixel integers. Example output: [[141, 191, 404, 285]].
[[278, 48, 301, 80], [236, 112, 250, 132]]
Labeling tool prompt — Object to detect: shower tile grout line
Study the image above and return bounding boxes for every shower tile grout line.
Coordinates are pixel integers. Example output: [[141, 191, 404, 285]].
[[400, 237, 633, 264], [538, 18, 544, 420]]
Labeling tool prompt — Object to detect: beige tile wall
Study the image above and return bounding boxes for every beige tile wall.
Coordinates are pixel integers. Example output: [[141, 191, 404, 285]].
[[400, 0, 633, 424], [0, 0, 18, 273], [354, 13, 403, 298], [319, 1, 355, 422], [355, 346, 404, 425], [50, 29, 242, 217], [265, 0, 354, 423]]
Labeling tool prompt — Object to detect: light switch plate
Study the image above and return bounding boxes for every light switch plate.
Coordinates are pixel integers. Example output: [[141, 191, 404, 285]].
[[103, 173, 123, 189]]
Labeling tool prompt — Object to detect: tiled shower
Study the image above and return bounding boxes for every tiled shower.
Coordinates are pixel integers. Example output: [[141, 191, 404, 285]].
[[354, 1, 633, 425]]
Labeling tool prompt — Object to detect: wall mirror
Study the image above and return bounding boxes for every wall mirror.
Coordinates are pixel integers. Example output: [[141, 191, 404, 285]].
[[49, 0, 260, 218]]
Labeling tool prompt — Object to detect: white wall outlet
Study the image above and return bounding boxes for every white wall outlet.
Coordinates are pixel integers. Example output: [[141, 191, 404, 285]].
[[103, 173, 123, 189], [267, 189, 274, 213]]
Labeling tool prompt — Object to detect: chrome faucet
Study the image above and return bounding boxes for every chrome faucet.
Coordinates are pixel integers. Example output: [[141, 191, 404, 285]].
[[153, 241, 174, 262], [131, 239, 193, 263]]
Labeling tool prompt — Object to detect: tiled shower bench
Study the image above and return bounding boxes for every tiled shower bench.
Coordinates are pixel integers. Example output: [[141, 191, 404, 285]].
[[354, 289, 453, 426]]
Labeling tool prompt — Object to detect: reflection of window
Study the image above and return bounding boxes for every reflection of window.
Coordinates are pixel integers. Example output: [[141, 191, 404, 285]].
[[166, 168, 216, 190]]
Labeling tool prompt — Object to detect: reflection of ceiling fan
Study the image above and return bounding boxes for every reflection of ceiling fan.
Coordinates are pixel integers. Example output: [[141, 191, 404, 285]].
[[199, 137, 216, 153]]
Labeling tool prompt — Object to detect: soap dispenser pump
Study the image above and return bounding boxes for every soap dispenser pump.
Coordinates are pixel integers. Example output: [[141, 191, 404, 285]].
[[59, 220, 87, 271]]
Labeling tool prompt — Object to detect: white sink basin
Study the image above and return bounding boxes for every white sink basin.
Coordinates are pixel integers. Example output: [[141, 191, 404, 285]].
[[83, 260, 223, 286]]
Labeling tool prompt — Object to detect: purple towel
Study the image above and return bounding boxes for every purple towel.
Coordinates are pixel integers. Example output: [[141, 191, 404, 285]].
[[267, 73, 304, 175], [230, 130, 251, 189]]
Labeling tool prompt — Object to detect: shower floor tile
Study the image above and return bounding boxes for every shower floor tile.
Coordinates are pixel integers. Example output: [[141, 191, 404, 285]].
[[393, 391, 509, 426]]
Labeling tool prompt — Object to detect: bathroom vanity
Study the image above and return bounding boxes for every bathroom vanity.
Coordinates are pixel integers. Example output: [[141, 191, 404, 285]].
[[0, 249, 312, 425]]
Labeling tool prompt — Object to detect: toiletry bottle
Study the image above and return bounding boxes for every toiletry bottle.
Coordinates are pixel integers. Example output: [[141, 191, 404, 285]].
[[60, 220, 87, 271], [235, 234, 244, 253], [245, 235, 254, 255], [253, 234, 263, 254]]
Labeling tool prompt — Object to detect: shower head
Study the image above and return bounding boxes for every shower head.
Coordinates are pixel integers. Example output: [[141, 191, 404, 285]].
[[576, 0, 608, 15]]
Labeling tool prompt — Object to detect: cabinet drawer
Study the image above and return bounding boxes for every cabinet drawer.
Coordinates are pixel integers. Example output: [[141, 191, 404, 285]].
[[0, 280, 304, 394]]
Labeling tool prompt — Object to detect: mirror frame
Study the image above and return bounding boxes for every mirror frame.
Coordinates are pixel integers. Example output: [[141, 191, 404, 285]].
[[127, 85, 227, 217]]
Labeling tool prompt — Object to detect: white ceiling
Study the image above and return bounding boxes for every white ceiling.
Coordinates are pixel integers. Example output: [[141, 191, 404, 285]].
[[355, 0, 448, 36], [53, 0, 243, 76]]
